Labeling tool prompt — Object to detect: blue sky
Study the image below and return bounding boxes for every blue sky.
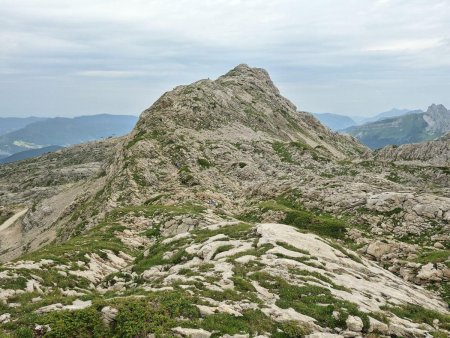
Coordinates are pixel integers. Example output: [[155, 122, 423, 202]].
[[1, 0, 449, 118]]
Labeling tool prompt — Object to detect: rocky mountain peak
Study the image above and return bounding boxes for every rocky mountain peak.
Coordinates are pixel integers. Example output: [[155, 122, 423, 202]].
[[426, 103, 448, 116], [133, 65, 363, 152], [218, 63, 279, 93], [424, 103, 450, 134], [107, 65, 366, 206], [134, 64, 286, 136], [222, 63, 270, 78]]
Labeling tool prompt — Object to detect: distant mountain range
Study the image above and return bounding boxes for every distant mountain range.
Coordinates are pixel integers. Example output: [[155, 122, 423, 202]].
[[358, 108, 423, 124], [0, 114, 138, 162], [312, 113, 356, 131], [0, 145, 64, 164], [313, 108, 421, 131], [0, 117, 47, 136], [344, 104, 450, 149]]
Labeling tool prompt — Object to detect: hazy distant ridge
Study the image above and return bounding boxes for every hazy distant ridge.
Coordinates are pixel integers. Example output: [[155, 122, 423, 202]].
[[0, 114, 138, 158], [313, 108, 420, 131], [0, 117, 47, 136]]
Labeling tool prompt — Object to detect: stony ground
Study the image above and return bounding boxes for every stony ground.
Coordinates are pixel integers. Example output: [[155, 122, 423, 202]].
[[0, 138, 121, 262], [0, 200, 449, 337], [0, 65, 448, 337], [372, 132, 450, 167]]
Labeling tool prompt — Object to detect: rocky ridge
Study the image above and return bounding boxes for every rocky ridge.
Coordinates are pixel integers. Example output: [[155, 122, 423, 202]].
[[373, 132, 450, 167]]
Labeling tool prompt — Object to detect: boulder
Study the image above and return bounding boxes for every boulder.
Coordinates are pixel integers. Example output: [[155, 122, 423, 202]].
[[0, 313, 11, 324], [366, 241, 395, 260], [389, 323, 430, 338], [101, 306, 118, 325], [172, 327, 212, 338], [433, 242, 445, 249], [368, 317, 389, 334], [417, 263, 443, 282], [36, 299, 92, 313], [346, 315, 363, 332]]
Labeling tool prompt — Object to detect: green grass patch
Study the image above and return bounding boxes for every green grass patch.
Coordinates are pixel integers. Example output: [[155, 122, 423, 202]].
[[178, 165, 197, 186], [109, 203, 205, 221], [35, 306, 108, 338], [416, 250, 450, 267], [133, 242, 192, 274], [234, 211, 261, 223], [276, 241, 310, 255], [273, 252, 324, 269], [112, 292, 200, 337], [19, 291, 201, 338], [132, 171, 148, 186], [200, 310, 288, 337], [142, 226, 161, 239], [197, 158, 212, 169], [20, 223, 132, 265], [288, 268, 350, 292], [192, 223, 253, 243], [0, 276, 27, 290], [381, 304, 450, 331], [227, 243, 274, 261], [42, 203, 203, 265], [126, 130, 146, 149], [260, 198, 347, 240], [0, 211, 14, 225], [211, 244, 234, 259], [386, 171, 403, 183], [272, 142, 293, 163], [250, 272, 370, 331], [325, 240, 364, 264]]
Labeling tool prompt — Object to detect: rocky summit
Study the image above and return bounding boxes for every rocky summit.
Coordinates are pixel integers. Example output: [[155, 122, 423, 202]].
[[0, 65, 449, 337]]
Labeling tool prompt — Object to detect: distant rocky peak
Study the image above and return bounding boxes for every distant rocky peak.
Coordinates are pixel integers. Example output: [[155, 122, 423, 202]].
[[423, 104, 450, 135], [426, 103, 448, 116], [440, 131, 450, 141]]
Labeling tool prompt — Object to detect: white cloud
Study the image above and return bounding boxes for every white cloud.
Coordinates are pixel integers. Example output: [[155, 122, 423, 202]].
[[0, 0, 449, 117], [364, 38, 444, 52], [75, 70, 146, 78]]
